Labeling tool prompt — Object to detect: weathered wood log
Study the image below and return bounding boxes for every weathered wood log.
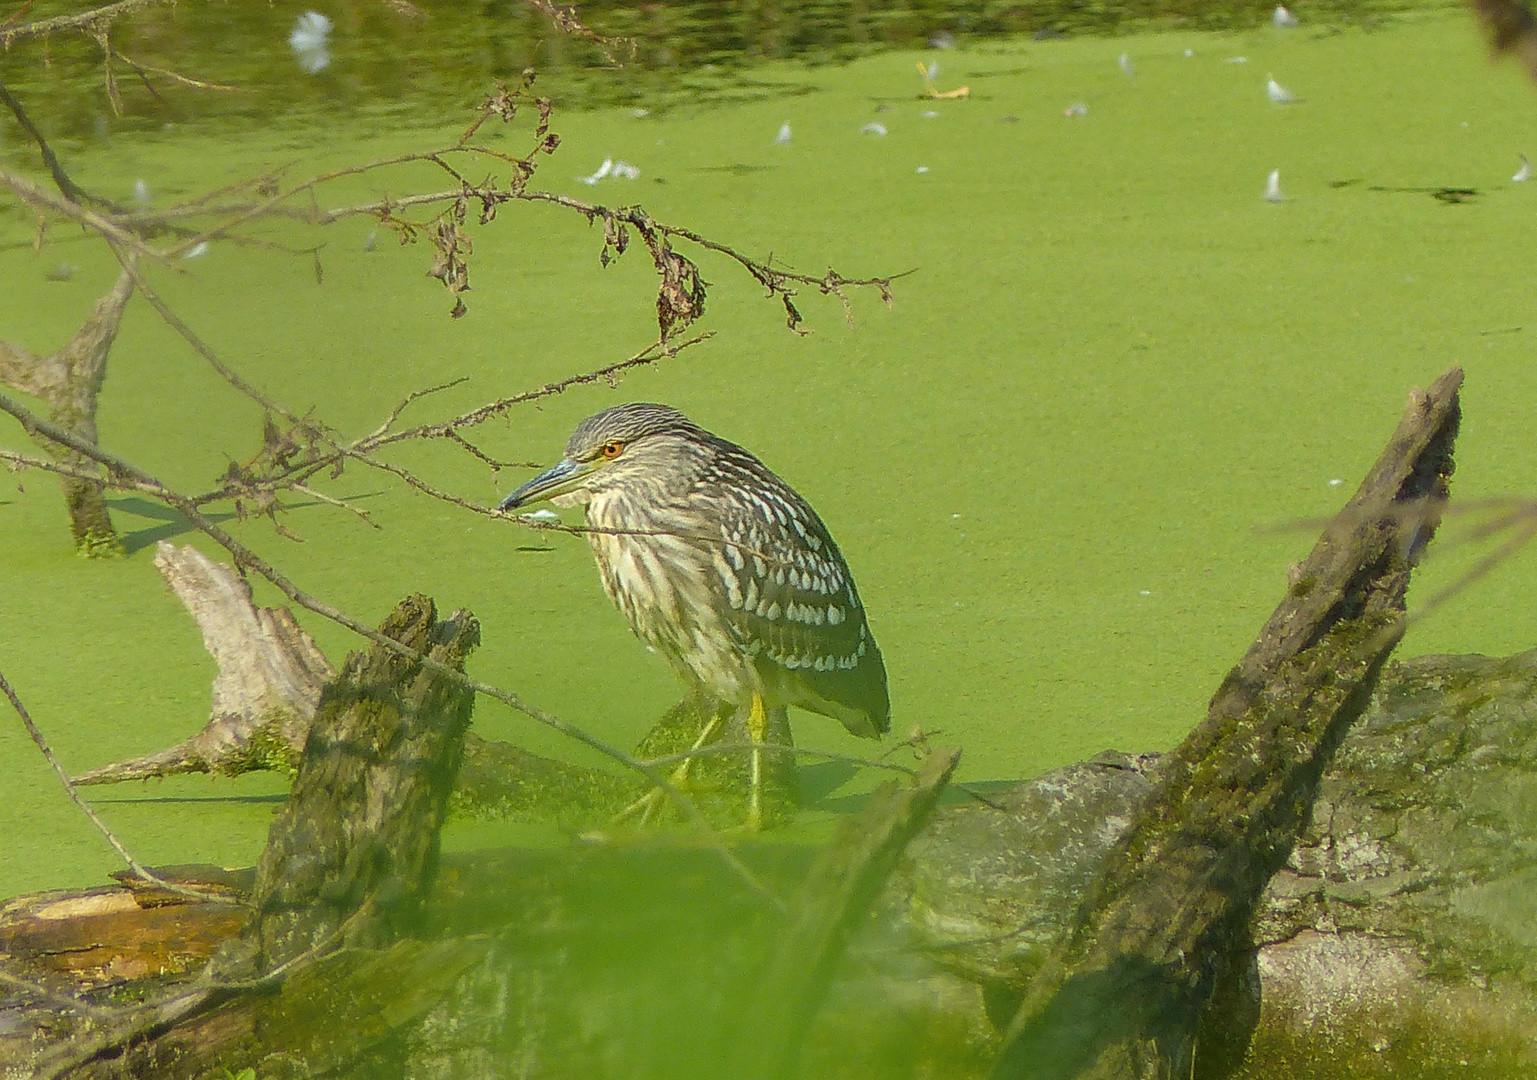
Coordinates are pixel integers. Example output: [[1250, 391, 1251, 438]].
[[990, 368, 1463, 1079], [245, 593, 479, 968]]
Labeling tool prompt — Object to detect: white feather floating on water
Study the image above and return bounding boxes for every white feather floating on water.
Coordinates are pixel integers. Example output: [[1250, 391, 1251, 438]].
[[133, 179, 150, 204], [1264, 169, 1284, 202], [861, 122, 888, 136], [579, 158, 641, 184], [1064, 103, 1088, 117], [1267, 75, 1295, 103], [1514, 155, 1531, 183], [519, 509, 561, 524], [1273, 5, 1298, 27], [1119, 53, 1134, 76], [1224, 56, 1249, 64], [289, 11, 332, 74], [775, 122, 792, 144], [182, 241, 209, 259]]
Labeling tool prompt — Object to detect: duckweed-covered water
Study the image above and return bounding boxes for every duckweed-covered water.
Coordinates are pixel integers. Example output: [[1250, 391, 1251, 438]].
[[3, 2, 1537, 905]]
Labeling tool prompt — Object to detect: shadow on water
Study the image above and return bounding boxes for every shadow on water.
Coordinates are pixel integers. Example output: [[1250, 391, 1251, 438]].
[[108, 493, 383, 554], [84, 792, 289, 806], [109, 498, 235, 554]]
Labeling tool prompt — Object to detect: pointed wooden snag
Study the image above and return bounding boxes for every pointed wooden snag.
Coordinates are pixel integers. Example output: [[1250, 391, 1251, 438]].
[[246, 594, 479, 967], [991, 368, 1462, 1080]]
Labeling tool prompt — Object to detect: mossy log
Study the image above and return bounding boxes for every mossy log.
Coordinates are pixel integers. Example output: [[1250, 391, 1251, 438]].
[[0, 594, 483, 1080], [990, 368, 1462, 1078]]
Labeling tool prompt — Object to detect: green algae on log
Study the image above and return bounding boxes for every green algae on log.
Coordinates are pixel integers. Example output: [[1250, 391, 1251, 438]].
[[247, 594, 480, 969], [991, 368, 1463, 1079]]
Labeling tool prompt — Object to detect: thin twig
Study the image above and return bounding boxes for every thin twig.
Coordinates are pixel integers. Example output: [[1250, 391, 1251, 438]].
[[0, 665, 236, 905], [0, 165, 169, 266], [0, 80, 119, 210], [0, 0, 170, 46]]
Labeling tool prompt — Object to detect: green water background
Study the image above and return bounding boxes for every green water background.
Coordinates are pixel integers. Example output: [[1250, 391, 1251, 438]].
[[3, 1, 1536, 900]]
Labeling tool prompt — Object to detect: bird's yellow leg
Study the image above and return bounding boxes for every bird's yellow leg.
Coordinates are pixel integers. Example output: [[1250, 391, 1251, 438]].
[[747, 692, 768, 832], [613, 711, 724, 826]]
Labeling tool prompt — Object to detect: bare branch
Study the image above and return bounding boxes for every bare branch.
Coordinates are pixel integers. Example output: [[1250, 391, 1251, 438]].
[[0, 665, 237, 904], [0, 79, 120, 209], [0, 165, 170, 266], [0, 0, 171, 46]]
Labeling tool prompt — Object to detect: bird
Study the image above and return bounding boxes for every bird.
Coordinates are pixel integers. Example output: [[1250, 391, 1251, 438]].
[[499, 403, 890, 828]]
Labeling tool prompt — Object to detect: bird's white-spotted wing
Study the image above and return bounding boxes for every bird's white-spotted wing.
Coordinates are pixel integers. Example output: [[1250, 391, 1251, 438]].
[[699, 447, 890, 737]]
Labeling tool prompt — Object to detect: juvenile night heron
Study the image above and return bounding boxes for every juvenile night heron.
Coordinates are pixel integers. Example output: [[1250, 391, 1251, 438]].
[[499, 402, 890, 826]]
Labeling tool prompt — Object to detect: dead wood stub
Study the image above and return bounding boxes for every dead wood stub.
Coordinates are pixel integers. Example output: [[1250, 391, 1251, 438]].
[[0, 267, 135, 556], [249, 593, 479, 970], [992, 368, 1463, 1080], [74, 542, 334, 786]]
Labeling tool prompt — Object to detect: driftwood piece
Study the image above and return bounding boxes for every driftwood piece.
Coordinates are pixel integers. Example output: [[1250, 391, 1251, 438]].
[[991, 368, 1463, 1078], [246, 593, 478, 968], [74, 542, 335, 784]]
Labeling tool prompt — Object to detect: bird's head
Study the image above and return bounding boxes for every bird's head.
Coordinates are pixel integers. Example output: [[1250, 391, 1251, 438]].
[[497, 402, 707, 511]]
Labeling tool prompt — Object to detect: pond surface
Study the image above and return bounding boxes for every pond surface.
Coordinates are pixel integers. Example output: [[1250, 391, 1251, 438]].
[[3, 2, 1536, 900]]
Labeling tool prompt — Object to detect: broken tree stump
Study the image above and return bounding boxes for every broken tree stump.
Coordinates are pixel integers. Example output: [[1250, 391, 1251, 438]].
[[991, 367, 1463, 1079], [245, 593, 479, 969]]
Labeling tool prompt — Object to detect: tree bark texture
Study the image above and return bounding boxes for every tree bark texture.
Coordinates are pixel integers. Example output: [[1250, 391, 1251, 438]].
[[0, 267, 134, 556], [991, 368, 1462, 1079], [246, 593, 479, 970]]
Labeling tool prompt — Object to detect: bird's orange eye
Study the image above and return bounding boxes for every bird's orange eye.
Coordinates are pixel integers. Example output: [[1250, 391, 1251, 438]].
[[600, 440, 625, 459]]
